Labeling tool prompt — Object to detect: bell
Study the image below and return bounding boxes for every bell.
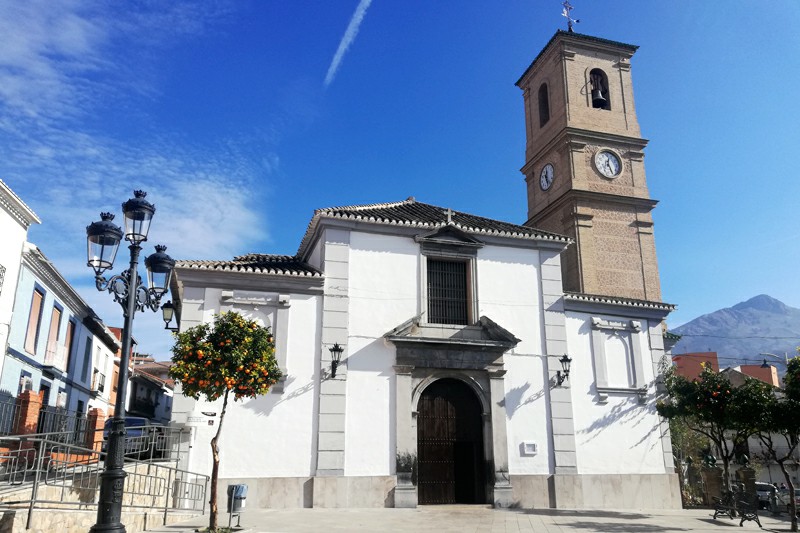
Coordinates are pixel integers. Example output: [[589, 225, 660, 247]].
[[591, 88, 607, 108]]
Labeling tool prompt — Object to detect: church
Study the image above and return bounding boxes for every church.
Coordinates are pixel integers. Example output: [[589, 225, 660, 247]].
[[170, 30, 680, 510]]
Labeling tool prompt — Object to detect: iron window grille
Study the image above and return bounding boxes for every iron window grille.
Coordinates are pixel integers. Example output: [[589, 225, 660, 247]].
[[427, 258, 470, 325]]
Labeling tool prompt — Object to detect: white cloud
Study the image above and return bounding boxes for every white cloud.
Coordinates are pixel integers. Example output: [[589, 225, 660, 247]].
[[0, 0, 234, 122], [324, 0, 374, 87], [0, 0, 272, 355]]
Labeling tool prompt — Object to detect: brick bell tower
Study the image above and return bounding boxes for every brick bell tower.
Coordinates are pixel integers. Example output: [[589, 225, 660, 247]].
[[517, 30, 662, 302]]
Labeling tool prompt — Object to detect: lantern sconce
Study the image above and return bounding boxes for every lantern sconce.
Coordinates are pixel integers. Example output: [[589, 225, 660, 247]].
[[329, 343, 344, 378], [556, 354, 572, 386], [161, 300, 178, 331]]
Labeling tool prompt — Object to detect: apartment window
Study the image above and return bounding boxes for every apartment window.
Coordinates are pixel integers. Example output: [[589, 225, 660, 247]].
[[45, 305, 62, 365], [0, 264, 5, 296], [92, 369, 105, 392], [64, 321, 75, 372], [81, 339, 92, 382], [427, 258, 470, 325], [24, 289, 45, 354], [17, 371, 32, 396]]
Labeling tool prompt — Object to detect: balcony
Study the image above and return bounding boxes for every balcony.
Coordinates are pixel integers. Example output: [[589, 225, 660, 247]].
[[91, 371, 106, 397], [42, 342, 67, 377]]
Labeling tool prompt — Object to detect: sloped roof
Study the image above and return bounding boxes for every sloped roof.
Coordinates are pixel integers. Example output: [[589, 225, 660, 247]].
[[175, 254, 323, 278], [298, 197, 569, 257]]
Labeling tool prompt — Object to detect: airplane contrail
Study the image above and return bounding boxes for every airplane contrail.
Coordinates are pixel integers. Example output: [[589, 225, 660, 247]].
[[324, 0, 373, 87]]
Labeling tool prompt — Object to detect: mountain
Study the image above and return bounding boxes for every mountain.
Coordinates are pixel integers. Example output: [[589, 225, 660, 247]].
[[671, 295, 800, 369]]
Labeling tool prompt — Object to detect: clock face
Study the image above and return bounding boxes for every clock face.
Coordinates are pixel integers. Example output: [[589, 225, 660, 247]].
[[595, 150, 621, 178], [539, 163, 554, 191]]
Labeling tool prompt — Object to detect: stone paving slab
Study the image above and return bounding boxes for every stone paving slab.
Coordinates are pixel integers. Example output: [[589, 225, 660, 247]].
[[146, 507, 797, 533]]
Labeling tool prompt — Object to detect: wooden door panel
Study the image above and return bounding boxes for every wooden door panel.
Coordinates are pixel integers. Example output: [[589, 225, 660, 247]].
[[417, 379, 485, 505]]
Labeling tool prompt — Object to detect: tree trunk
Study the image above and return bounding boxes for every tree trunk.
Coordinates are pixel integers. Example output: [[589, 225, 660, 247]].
[[208, 390, 230, 531], [720, 455, 731, 492], [779, 462, 798, 532]]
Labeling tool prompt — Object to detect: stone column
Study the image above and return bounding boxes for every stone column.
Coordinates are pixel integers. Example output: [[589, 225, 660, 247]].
[[393, 365, 417, 508], [488, 369, 513, 507], [701, 467, 723, 505]]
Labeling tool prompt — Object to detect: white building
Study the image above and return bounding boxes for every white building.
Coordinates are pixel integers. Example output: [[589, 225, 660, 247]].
[[0, 179, 40, 382], [170, 30, 680, 510]]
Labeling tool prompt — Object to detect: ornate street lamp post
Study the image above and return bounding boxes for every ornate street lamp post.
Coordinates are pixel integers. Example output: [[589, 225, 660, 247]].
[[87, 190, 174, 533]]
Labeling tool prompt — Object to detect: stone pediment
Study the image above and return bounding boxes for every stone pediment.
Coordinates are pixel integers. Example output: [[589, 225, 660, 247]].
[[386, 316, 518, 371], [386, 315, 519, 351], [414, 225, 484, 255]]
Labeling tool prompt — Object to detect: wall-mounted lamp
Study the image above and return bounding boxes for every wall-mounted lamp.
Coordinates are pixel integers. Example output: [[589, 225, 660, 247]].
[[329, 343, 344, 378], [556, 354, 572, 386], [161, 300, 178, 331]]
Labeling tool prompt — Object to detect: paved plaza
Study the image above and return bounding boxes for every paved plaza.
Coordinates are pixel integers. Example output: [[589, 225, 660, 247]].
[[146, 506, 796, 533]]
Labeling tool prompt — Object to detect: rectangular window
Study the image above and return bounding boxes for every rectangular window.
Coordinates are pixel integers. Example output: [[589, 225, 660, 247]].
[[82, 339, 92, 382], [24, 289, 45, 354], [0, 264, 5, 296], [427, 258, 470, 325], [64, 321, 75, 372], [45, 306, 62, 366], [17, 371, 32, 396]]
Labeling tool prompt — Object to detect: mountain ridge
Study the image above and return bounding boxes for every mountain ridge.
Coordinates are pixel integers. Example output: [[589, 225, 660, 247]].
[[671, 294, 800, 368]]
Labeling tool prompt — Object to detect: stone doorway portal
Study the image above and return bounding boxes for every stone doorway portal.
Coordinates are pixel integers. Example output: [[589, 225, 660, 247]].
[[416, 378, 486, 504]]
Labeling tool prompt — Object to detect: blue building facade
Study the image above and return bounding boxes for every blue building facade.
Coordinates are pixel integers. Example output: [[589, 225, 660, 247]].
[[2, 243, 118, 417]]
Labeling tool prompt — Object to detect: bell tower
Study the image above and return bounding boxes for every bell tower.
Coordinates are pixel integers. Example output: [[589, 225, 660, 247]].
[[517, 31, 662, 302]]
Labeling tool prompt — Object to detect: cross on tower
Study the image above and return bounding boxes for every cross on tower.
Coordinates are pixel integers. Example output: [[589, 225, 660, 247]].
[[561, 1, 580, 32]]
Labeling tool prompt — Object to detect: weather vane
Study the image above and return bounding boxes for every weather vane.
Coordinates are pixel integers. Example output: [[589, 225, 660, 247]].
[[562, 1, 580, 32]]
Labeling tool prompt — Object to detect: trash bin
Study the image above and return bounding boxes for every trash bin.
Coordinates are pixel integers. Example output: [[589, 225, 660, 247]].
[[227, 484, 248, 513]]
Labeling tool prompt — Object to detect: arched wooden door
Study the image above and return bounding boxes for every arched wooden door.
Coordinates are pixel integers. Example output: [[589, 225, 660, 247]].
[[417, 378, 486, 504]]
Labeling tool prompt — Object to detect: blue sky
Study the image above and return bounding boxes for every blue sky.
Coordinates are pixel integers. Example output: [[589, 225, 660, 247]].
[[2, 1, 799, 357]]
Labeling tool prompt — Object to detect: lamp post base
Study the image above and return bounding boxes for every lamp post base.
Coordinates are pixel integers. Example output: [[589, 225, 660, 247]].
[[90, 468, 128, 533]]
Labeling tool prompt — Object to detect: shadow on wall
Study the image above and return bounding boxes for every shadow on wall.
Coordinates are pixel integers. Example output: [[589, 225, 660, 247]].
[[577, 380, 661, 450], [499, 382, 545, 419], [240, 375, 316, 418], [340, 338, 395, 377]]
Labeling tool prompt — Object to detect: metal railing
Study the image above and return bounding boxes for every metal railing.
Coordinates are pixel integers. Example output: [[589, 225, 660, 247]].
[[0, 398, 21, 436], [36, 406, 90, 440], [0, 426, 205, 529]]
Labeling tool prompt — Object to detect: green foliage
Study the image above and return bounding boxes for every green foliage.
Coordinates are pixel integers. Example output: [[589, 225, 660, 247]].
[[657, 364, 771, 431], [169, 311, 283, 402], [783, 353, 800, 401], [657, 363, 773, 486]]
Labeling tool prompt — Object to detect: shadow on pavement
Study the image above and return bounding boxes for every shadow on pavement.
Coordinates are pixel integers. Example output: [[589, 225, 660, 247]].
[[562, 522, 689, 532], [514, 508, 652, 520]]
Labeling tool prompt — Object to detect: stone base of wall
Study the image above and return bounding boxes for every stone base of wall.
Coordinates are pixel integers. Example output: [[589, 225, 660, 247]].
[[511, 473, 681, 510], [0, 508, 198, 533], [217, 476, 396, 509], [216, 473, 680, 511]]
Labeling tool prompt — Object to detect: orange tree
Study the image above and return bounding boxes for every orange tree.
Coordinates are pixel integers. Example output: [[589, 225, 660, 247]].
[[169, 311, 281, 531], [657, 364, 769, 490]]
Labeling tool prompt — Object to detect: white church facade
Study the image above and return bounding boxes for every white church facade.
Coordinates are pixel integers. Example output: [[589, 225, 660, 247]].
[[169, 30, 681, 510]]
